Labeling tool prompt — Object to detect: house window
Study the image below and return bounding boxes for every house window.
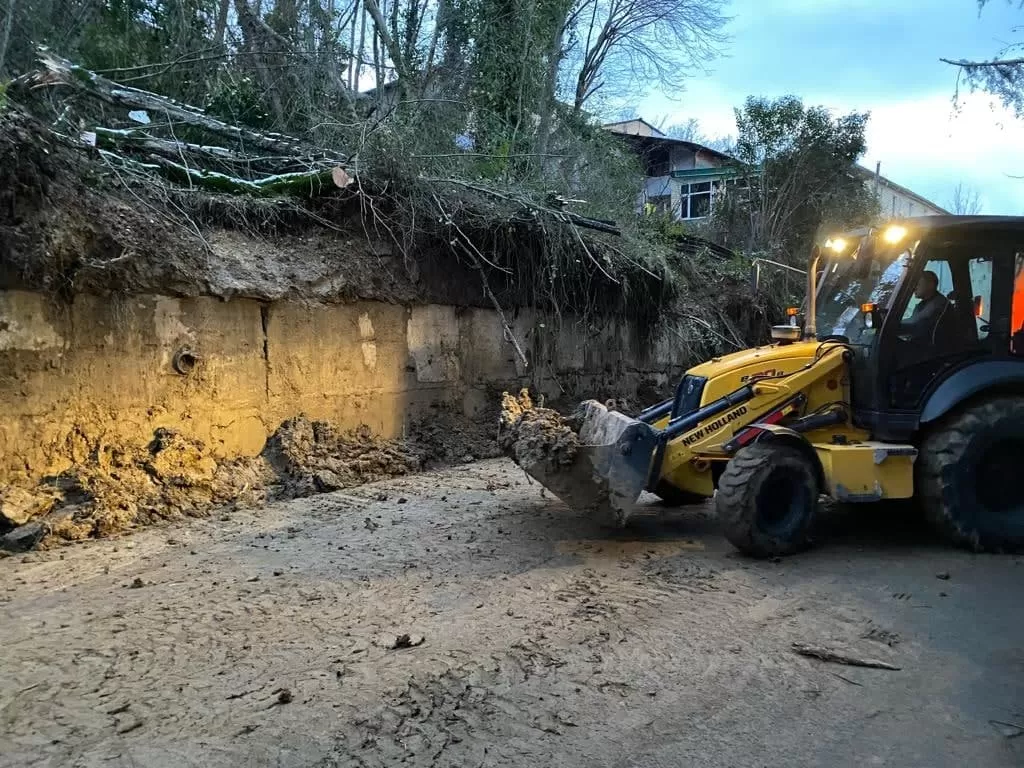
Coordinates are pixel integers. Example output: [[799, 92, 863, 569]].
[[681, 182, 713, 219]]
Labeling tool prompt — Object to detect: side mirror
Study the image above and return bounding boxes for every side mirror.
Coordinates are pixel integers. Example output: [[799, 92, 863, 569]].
[[860, 302, 882, 330]]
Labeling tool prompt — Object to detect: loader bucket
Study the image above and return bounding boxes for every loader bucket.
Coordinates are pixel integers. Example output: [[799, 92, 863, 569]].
[[516, 400, 661, 525]]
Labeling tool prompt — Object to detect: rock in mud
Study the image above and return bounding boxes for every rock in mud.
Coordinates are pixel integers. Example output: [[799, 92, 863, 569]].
[[145, 428, 218, 487], [499, 389, 579, 470], [0, 522, 45, 552], [0, 486, 57, 527], [387, 633, 425, 650]]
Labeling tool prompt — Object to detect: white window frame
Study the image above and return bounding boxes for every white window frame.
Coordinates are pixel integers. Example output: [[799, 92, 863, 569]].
[[680, 179, 726, 220]]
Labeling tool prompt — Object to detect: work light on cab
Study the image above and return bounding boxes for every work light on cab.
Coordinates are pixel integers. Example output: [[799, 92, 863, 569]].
[[882, 224, 907, 244], [825, 237, 848, 253]]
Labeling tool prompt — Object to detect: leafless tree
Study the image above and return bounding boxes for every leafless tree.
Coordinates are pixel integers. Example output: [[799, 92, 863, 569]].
[[942, 0, 1024, 117], [949, 182, 984, 215], [662, 117, 733, 152], [663, 117, 702, 140], [561, 0, 729, 114]]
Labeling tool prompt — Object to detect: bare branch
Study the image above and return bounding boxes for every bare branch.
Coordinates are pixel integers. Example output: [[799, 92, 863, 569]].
[[948, 181, 984, 215], [941, 56, 1024, 68], [566, 0, 729, 112]]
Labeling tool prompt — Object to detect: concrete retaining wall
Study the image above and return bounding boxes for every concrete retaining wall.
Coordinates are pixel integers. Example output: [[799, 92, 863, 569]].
[[0, 291, 691, 485]]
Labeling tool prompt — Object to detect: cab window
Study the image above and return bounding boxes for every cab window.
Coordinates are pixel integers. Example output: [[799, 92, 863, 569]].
[[897, 255, 993, 352], [969, 256, 994, 342], [888, 252, 995, 409], [901, 261, 954, 323]]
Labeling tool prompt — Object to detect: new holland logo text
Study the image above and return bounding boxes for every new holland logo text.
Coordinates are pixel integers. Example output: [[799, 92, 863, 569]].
[[739, 368, 781, 383], [680, 405, 749, 446]]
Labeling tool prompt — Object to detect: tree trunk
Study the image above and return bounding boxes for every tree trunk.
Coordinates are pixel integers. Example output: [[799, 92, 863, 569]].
[[533, 16, 567, 166], [146, 154, 338, 196], [233, 0, 289, 127], [91, 126, 328, 175], [214, 0, 231, 45], [20, 49, 346, 161], [0, 0, 16, 76], [363, 0, 409, 91], [349, 0, 361, 89]]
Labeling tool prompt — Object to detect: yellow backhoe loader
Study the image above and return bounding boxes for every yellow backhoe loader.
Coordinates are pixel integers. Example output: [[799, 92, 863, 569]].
[[512, 216, 1024, 557]]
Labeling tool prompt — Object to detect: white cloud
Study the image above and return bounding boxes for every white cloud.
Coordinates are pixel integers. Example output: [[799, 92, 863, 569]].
[[861, 92, 1024, 214]]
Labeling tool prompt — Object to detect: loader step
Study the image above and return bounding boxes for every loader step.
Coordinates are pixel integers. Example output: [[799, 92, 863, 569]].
[[814, 441, 917, 502]]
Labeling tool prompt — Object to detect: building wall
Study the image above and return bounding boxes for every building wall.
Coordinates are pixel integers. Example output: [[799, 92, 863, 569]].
[[642, 176, 675, 212], [876, 182, 945, 218], [694, 150, 722, 169], [0, 291, 694, 487]]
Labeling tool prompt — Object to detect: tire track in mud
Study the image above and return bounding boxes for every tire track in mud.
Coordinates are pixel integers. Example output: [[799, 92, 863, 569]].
[[312, 544, 827, 768], [4, 459, 1011, 768]]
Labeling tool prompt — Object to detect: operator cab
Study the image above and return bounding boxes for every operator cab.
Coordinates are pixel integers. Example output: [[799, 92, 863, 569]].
[[812, 216, 1024, 441]]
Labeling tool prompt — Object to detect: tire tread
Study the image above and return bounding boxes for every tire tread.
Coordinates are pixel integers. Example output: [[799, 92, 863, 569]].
[[918, 396, 1024, 552], [716, 442, 818, 558]]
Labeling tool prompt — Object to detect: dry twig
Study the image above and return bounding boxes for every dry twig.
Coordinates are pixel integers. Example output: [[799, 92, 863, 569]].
[[791, 642, 901, 671]]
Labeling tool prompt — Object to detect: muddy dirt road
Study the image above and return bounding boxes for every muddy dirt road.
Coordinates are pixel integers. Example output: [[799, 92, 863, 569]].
[[2, 459, 1022, 767]]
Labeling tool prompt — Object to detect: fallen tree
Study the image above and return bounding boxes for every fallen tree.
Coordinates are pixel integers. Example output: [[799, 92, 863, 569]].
[[5, 46, 778, 374], [18, 48, 335, 160], [11, 49, 699, 350]]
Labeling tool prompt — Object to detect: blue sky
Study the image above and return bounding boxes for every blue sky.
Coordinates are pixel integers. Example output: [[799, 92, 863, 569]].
[[638, 0, 1024, 214]]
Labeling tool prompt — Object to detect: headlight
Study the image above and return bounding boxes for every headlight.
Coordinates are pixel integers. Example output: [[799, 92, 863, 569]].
[[882, 225, 907, 244], [825, 237, 848, 253]]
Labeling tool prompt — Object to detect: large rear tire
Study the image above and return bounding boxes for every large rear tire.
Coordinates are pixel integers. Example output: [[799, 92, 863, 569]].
[[918, 396, 1024, 552], [716, 443, 819, 558]]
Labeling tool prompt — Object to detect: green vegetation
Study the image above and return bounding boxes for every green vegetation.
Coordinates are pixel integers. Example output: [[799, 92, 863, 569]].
[[707, 95, 879, 266], [1, 1, 883, 353]]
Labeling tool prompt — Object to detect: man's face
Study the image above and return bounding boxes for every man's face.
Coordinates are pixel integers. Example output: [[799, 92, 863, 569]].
[[915, 276, 935, 300]]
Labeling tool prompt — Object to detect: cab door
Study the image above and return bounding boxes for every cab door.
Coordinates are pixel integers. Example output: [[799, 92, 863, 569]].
[[883, 239, 1013, 415]]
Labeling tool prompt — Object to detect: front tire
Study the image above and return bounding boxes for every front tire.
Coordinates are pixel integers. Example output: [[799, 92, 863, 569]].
[[716, 443, 819, 558], [918, 396, 1024, 552]]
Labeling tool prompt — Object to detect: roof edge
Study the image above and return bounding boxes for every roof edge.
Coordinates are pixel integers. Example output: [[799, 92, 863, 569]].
[[854, 164, 950, 215]]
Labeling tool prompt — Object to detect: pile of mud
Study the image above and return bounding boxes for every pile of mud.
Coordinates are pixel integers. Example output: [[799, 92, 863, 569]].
[[264, 418, 424, 497], [0, 409, 500, 551], [498, 390, 580, 470]]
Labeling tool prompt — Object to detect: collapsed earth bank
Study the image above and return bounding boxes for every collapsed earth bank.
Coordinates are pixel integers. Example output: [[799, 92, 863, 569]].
[[0, 102, 761, 549]]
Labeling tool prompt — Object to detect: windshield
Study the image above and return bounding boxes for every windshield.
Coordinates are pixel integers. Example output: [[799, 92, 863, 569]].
[[815, 240, 911, 345]]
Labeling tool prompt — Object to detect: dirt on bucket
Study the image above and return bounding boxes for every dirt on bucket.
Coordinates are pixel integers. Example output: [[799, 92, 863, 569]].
[[498, 389, 580, 470]]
